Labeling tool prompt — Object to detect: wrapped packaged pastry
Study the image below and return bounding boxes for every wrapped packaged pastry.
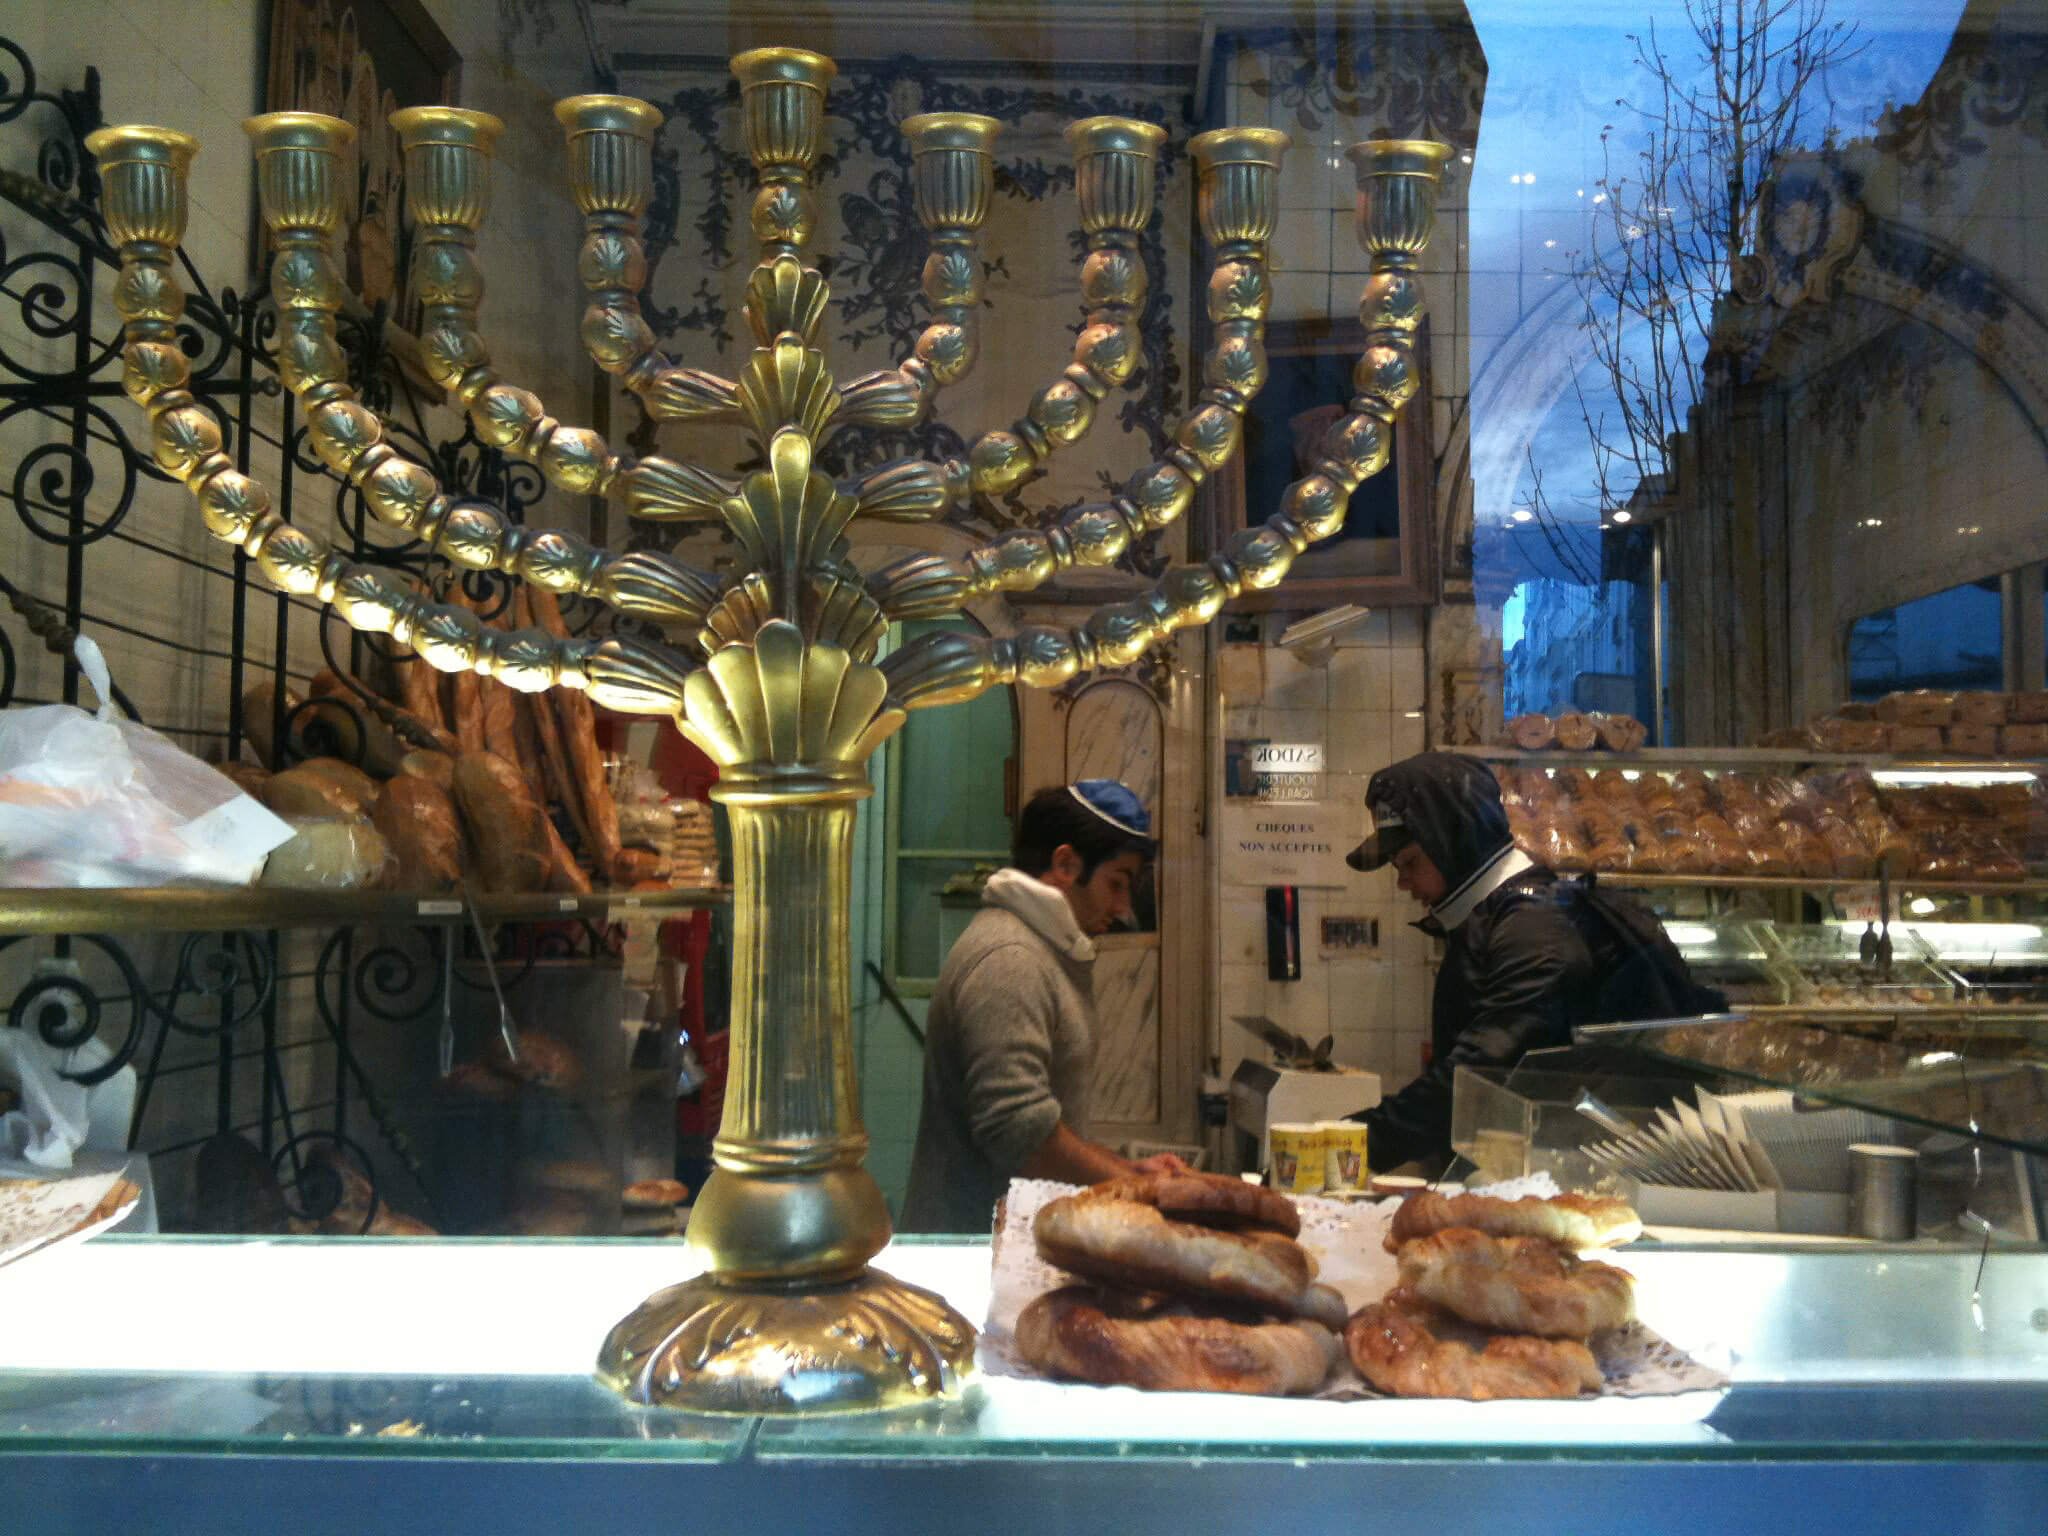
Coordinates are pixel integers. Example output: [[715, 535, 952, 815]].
[[1998, 723, 2048, 756], [1590, 767, 1637, 805], [1553, 711, 1599, 751], [1946, 723, 2001, 757], [1808, 716, 1887, 753], [1885, 723, 1946, 753], [1634, 772, 1675, 814], [1590, 712, 1647, 752], [1778, 821, 1833, 877], [371, 775, 462, 891], [1506, 713, 1557, 750], [1876, 690, 1958, 726], [1954, 692, 2011, 728], [1811, 812, 1874, 877], [1648, 811, 1711, 873], [1668, 768, 1717, 814], [2009, 692, 2048, 725], [1692, 813, 1749, 873], [1620, 820, 1670, 872], [1522, 814, 1591, 870], [259, 816, 393, 889]]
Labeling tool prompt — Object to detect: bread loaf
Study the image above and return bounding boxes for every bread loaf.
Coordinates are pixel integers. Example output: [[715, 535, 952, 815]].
[[399, 750, 457, 790], [1590, 713, 1647, 752], [1808, 716, 1887, 753], [1946, 723, 2001, 757], [1885, 723, 1945, 753], [1954, 692, 2010, 728], [295, 757, 380, 813], [371, 775, 463, 891], [1507, 713, 1556, 751], [2001, 723, 2048, 756], [1552, 712, 1598, 751], [260, 816, 392, 889], [1876, 690, 1957, 727], [260, 761, 374, 820], [2009, 692, 2048, 725], [453, 751, 551, 893]]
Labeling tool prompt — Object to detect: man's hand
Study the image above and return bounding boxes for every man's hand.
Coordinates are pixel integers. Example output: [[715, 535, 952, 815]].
[[1129, 1151, 1190, 1175]]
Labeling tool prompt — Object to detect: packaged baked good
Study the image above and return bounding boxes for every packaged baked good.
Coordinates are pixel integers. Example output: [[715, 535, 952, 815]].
[[259, 816, 393, 889], [2009, 692, 2048, 725], [1807, 716, 1887, 753], [1999, 723, 2048, 757], [1811, 812, 1873, 877], [1633, 773, 1675, 814], [1506, 713, 1557, 751], [1876, 691, 1957, 727], [1589, 713, 1646, 752], [1552, 712, 1598, 751], [1589, 768, 1637, 806], [1525, 817, 1591, 870], [1884, 723, 1945, 753], [1954, 692, 2011, 728], [1668, 769, 1716, 814], [1946, 723, 2001, 757]]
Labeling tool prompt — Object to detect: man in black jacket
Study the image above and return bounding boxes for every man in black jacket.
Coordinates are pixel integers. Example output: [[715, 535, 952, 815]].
[[1345, 752, 1705, 1173]]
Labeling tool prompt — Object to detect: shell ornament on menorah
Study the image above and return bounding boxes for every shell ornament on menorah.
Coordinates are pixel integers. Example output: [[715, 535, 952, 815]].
[[87, 47, 1447, 1415]]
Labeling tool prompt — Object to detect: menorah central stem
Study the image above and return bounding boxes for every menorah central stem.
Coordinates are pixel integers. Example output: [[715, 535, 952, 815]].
[[678, 783, 891, 1285]]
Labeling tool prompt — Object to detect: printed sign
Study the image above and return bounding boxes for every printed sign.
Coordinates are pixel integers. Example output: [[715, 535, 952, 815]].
[[1226, 739, 1327, 802], [1221, 801, 1353, 887], [1248, 742, 1325, 775]]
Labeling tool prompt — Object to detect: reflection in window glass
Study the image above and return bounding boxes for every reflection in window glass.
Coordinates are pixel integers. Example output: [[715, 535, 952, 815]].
[[1847, 581, 2002, 699]]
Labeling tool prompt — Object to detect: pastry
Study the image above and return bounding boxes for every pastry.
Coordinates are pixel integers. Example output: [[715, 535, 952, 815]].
[[1396, 1228, 1635, 1339], [1345, 1287, 1602, 1401], [1017, 1285, 1340, 1397], [1385, 1190, 1642, 1252], [1033, 1189, 1315, 1317], [371, 774, 463, 891], [453, 750, 551, 894]]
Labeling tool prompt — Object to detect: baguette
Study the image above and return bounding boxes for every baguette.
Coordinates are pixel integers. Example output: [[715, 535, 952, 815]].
[[525, 587, 623, 879]]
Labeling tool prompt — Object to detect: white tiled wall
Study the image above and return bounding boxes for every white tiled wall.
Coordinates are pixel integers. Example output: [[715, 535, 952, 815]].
[[1213, 610, 1437, 1099]]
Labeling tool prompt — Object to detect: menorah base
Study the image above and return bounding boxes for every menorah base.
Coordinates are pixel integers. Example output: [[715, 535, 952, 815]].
[[596, 1266, 979, 1414]]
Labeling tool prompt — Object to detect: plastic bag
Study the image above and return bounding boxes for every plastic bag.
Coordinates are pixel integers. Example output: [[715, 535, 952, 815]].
[[0, 637, 294, 887]]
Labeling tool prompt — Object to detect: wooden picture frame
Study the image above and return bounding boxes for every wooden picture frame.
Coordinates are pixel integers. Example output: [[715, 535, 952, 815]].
[[1203, 316, 1437, 611]]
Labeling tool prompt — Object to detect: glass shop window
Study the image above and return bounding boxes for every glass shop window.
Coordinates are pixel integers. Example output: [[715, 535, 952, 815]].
[[1848, 580, 2003, 700], [882, 619, 1017, 991]]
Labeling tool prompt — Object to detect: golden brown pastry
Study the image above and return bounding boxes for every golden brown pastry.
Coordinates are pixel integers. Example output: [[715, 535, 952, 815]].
[[1946, 723, 2001, 757], [1552, 712, 1599, 752], [623, 1178, 690, 1210], [1877, 690, 1958, 727], [1396, 1229, 1635, 1339], [1345, 1287, 1602, 1400], [1589, 713, 1647, 752], [1084, 1170, 1303, 1238], [1507, 713, 1557, 751], [1385, 1191, 1642, 1252], [1017, 1286, 1340, 1396], [1034, 1191, 1314, 1317], [1953, 692, 2010, 728]]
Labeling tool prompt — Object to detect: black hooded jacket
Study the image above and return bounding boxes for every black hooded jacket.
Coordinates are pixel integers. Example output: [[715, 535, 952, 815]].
[[1353, 754, 1707, 1173]]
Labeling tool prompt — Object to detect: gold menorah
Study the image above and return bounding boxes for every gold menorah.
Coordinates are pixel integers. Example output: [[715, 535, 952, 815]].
[[87, 46, 1446, 1415]]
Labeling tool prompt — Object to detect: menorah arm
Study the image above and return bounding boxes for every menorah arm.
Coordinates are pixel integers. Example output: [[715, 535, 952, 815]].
[[882, 257, 1428, 710], [391, 108, 737, 525], [866, 128, 1288, 620], [834, 112, 1003, 430]]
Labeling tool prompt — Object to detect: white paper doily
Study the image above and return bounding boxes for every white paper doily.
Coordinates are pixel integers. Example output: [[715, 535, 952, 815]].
[[982, 1174, 1729, 1403]]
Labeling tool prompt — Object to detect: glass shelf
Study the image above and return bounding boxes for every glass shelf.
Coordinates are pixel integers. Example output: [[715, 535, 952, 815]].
[[1464, 746, 2048, 774], [1579, 1013, 2048, 1157], [0, 885, 729, 936]]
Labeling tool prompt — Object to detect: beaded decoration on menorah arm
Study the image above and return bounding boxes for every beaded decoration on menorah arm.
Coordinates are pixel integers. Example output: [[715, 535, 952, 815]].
[[88, 44, 1447, 1416]]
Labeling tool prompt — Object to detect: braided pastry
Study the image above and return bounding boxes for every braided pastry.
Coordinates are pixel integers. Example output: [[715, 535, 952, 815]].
[[1385, 1190, 1642, 1252], [1396, 1228, 1635, 1339], [1018, 1286, 1341, 1396], [1345, 1287, 1602, 1400]]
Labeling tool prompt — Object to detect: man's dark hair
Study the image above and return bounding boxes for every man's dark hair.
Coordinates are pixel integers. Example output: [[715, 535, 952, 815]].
[[1012, 785, 1151, 878]]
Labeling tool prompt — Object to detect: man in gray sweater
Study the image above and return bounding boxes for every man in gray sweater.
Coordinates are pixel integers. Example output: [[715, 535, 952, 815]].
[[900, 781, 1184, 1233]]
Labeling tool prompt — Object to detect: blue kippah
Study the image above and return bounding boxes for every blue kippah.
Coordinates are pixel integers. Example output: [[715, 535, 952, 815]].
[[1069, 779, 1152, 839]]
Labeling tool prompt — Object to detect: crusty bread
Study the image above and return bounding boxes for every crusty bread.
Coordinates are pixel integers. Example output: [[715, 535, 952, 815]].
[[1387, 1191, 1642, 1253], [1346, 1287, 1602, 1400], [1082, 1169, 1302, 1238], [1396, 1229, 1635, 1340]]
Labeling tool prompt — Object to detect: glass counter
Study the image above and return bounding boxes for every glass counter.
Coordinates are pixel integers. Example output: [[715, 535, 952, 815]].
[[3, 1233, 2047, 1535]]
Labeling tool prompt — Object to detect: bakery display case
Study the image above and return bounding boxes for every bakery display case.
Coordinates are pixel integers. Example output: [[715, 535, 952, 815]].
[[2, 1232, 2046, 1534]]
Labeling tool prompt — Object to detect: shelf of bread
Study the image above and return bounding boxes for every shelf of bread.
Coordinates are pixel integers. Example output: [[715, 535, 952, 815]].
[[1488, 756, 2041, 886], [0, 884, 728, 937]]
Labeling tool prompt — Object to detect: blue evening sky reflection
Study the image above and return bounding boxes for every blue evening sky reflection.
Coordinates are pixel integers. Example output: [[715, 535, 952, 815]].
[[1464, 0, 1964, 604]]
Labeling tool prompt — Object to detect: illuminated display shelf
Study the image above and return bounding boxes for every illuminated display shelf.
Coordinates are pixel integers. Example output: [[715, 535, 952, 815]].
[[0, 885, 728, 936]]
